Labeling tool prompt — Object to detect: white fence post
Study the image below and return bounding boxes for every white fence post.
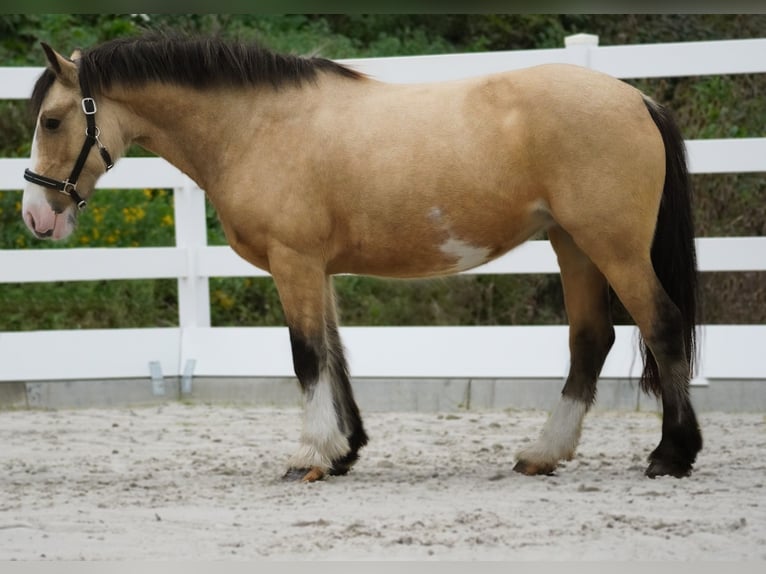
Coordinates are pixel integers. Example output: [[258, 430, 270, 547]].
[[173, 177, 211, 329], [564, 33, 600, 67]]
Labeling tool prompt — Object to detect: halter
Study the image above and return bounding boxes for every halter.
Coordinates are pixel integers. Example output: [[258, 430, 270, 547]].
[[23, 71, 114, 211]]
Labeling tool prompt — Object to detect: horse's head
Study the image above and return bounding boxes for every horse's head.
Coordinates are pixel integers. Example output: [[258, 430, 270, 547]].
[[23, 44, 120, 240]]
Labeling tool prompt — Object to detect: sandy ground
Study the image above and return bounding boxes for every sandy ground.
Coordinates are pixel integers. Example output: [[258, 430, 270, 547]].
[[0, 403, 764, 561]]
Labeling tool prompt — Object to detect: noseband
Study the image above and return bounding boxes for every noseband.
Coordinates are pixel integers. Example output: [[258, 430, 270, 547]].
[[23, 71, 113, 210]]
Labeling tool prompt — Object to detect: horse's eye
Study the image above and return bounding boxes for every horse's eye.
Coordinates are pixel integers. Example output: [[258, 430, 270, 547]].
[[42, 118, 61, 131]]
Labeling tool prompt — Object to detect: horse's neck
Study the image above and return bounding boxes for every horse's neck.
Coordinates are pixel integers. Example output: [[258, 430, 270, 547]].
[[115, 83, 264, 191], [113, 77, 363, 195]]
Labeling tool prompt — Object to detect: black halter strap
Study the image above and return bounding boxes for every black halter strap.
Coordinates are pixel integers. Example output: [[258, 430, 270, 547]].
[[23, 68, 113, 210]]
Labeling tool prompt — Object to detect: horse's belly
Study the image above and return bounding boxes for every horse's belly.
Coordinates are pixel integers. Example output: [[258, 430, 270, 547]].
[[330, 205, 547, 279]]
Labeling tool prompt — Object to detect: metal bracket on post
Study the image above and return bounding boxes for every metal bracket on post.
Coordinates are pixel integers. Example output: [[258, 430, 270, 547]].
[[181, 359, 196, 395], [149, 361, 165, 396]]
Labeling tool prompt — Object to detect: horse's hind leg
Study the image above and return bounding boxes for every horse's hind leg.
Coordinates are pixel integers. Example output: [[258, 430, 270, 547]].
[[514, 226, 615, 475], [564, 226, 702, 477], [600, 259, 702, 477], [270, 249, 367, 482]]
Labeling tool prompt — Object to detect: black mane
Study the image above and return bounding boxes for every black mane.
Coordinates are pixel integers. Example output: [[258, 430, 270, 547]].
[[31, 32, 362, 116], [31, 68, 56, 117]]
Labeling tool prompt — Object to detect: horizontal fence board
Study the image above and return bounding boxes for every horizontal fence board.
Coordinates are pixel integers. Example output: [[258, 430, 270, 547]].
[[0, 66, 42, 99], [1, 325, 761, 382], [98, 157, 187, 188], [0, 247, 187, 283], [589, 38, 766, 78], [0, 328, 181, 381], [700, 325, 766, 379], [685, 139, 766, 174], [696, 237, 766, 272]]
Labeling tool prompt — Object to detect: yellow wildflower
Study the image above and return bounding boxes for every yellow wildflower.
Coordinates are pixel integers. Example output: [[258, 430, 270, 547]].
[[92, 207, 105, 224], [213, 290, 235, 310]]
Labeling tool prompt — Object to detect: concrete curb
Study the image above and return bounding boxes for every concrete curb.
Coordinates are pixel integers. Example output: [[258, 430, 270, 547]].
[[1, 377, 764, 412]]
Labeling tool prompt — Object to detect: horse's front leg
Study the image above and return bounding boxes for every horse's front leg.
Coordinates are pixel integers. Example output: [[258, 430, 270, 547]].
[[270, 248, 368, 482]]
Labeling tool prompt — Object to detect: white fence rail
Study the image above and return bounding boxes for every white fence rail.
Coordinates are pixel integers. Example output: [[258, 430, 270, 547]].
[[1, 35, 765, 386]]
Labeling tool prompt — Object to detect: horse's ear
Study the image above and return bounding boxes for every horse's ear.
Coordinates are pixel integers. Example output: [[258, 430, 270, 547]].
[[40, 42, 78, 87], [70, 49, 82, 60]]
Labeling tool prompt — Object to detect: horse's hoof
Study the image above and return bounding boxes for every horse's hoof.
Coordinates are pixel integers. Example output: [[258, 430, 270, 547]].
[[513, 459, 556, 476], [282, 468, 308, 482], [645, 458, 692, 479], [302, 467, 326, 482], [282, 467, 326, 482]]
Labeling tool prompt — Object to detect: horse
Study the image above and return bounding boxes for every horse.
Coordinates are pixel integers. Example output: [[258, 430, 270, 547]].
[[22, 33, 702, 482]]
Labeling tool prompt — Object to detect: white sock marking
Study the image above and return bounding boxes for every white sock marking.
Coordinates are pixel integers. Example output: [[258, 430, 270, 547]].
[[517, 396, 588, 467], [288, 369, 350, 472]]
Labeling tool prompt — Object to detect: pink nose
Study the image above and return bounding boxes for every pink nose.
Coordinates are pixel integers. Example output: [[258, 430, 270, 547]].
[[23, 206, 56, 238]]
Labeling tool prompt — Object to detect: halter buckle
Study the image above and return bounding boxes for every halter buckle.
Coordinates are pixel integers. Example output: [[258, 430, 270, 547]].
[[81, 98, 97, 115], [61, 180, 77, 196], [61, 180, 87, 210]]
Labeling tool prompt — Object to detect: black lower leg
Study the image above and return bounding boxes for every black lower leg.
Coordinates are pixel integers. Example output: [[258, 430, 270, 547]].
[[644, 304, 703, 478], [647, 399, 702, 478], [288, 327, 321, 392], [325, 321, 368, 475], [646, 360, 703, 477], [561, 327, 615, 405]]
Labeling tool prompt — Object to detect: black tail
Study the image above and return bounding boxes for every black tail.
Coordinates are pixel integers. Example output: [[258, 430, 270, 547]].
[[640, 96, 699, 396]]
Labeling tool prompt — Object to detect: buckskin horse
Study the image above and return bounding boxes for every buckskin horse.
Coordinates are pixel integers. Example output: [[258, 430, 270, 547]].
[[21, 33, 702, 481]]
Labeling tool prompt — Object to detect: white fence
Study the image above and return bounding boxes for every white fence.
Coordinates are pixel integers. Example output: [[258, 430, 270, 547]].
[[1, 35, 765, 388]]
